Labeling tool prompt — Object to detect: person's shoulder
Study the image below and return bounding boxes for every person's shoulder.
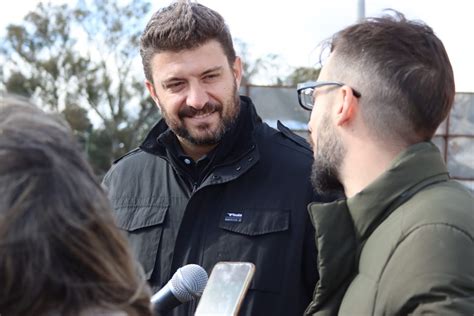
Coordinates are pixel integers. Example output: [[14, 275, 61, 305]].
[[112, 147, 143, 165], [256, 120, 312, 158], [103, 147, 149, 184], [400, 180, 474, 231], [375, 218, 474, 315], [109, 146, 160, 170], [369, 180, 474, 256]]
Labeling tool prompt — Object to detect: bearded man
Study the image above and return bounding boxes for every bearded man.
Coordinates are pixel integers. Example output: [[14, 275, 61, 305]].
[[298, 11, 474, 315], [103, 1, 325, 315]]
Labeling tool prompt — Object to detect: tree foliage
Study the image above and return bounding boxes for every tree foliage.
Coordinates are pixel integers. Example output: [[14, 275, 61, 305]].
[[234, 39, 320, 87], [235, 39, 287, 86], [1, 0, 159, 176], [284, 67, 321, 86], [1, 0, 321, 176]]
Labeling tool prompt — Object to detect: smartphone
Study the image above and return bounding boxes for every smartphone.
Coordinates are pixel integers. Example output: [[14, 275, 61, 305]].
[[194, 261, 255, 316]]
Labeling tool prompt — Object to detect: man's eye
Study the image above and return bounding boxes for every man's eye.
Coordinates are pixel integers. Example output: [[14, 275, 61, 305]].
[[204, 73, 219, 80], [166, 82, 184, 90]]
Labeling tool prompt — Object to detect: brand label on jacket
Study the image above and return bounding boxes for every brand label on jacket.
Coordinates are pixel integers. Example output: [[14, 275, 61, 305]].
[[224, 212, 243, 222]]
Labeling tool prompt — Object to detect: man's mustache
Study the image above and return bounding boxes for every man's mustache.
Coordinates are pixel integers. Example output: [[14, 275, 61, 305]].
[[179, 102, 221, 118]]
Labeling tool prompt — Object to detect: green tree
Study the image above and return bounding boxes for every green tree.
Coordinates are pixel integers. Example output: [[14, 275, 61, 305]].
[[284, 67, 321, 86], [1, 0, 159, 175], [235, 38, 285, 86]]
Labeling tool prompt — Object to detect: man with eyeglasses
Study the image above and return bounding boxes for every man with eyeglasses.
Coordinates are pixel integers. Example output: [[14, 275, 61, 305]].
[[299, 11, 474, 315]]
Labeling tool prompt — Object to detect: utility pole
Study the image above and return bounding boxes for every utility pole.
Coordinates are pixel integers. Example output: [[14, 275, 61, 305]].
[[358, 0, 365, 21]]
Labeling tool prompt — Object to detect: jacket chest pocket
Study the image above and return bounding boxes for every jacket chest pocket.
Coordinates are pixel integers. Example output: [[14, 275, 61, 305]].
[[217, 208, 290, 293], [113, 202, 168, 280]]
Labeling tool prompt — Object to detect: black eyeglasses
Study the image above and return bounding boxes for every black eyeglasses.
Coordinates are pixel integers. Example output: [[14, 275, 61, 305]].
[[297, 81, 361, 111]]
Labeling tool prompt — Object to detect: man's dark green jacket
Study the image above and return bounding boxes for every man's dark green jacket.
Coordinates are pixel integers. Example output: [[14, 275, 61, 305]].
[[306, 142, 474, 315]]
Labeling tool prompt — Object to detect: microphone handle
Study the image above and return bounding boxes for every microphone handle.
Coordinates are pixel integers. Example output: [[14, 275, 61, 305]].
[[152, 286, 182, 313]]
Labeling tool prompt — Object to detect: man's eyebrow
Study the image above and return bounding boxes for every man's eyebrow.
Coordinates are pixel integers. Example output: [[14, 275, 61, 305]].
[[201, 66, 223, 76], [160, 66, 223, 88]]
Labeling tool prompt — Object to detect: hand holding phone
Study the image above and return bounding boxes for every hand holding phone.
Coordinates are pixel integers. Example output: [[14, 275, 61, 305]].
[[195, 262, 255, 316]]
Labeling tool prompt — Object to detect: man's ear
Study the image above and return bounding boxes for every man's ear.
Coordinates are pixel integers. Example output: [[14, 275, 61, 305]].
[[335, 86, 358, 126], [233, 56, 243, 87], [145, 80, 161, 110]]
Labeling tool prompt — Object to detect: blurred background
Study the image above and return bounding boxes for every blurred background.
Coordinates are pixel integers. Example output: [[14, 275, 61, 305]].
[[1, 0, 472, 190]]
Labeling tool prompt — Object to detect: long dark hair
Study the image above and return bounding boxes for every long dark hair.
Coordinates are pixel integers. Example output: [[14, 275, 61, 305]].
[[0, 96, 152, 316]]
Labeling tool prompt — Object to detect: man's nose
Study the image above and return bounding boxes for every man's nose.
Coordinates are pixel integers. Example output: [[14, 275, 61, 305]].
[[186, 83, 210, 110]]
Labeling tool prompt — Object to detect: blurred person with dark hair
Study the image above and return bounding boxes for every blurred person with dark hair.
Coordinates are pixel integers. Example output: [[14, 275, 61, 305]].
[[0, 95, 152, 316], [298, 11, 474, 315], [102, 1, 324, 315]]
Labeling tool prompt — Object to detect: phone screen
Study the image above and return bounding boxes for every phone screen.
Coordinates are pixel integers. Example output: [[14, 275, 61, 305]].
[[195, 262, 255, 316]]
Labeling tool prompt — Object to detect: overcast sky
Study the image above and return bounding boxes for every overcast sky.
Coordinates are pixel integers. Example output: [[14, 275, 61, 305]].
[[1, 0, 473, 91]]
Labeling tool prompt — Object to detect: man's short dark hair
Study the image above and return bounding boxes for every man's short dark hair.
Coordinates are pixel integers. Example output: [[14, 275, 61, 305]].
[[140, 0, 236, 82], [328, 10, 455, 143]]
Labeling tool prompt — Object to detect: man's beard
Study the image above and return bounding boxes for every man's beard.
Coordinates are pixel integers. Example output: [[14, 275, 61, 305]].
[[161, 83, 240, 146], [310, 114, 345, 196]]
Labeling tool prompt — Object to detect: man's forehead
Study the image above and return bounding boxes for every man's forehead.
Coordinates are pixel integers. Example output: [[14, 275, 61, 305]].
[[149, 41, 229, 80]]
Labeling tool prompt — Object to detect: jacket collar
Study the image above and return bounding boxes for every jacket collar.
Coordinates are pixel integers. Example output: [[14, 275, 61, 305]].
[[309, 142, 450, 239], [346, 141, 449, 240]]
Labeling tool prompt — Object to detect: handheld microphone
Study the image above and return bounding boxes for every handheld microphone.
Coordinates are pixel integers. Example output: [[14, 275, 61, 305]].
[[151, 264, 208, 314]]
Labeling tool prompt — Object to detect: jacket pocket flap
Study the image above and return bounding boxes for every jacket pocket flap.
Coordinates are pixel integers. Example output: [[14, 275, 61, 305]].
[[114, 204, 168, 231], [219, 208, 289, 236]]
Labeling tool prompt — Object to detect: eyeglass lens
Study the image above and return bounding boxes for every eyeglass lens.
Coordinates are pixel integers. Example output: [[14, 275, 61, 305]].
[[301, 88, 315, 109]]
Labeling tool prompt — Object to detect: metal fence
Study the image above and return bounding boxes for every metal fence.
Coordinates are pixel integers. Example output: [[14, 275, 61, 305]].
[[241, 84, 474, 192]]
